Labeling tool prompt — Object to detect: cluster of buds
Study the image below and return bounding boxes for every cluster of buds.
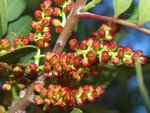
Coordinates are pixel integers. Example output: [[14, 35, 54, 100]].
[[30, 0, 72, 48], [13, 36, 29, 47], [44, 51, 104, 83], [0, 39, 14, 55], [44, 52, 85, 82], [2, 76, 26, 91], [69, 23, 147, 66], [34, 83, 104, 109], [0, 34, 34, 55], [30, 0, 52, 48]]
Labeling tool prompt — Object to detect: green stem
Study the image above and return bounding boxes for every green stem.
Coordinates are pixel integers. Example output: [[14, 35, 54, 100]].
[[12, 87, 19, 100], [83, 0, 102, 11], [34, 48, 41, 65], [62, 11, 67, 27], [135, 62, 150, 113]]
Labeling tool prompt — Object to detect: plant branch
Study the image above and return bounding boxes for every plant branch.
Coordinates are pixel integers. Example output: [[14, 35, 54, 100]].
[[135, 62, 150, 113], [8, 0, 87, 112], [0, 62, 13, 72], [53, 0, 87, 53], [78, 12, 150, 35], [8, 75, 45, 113]]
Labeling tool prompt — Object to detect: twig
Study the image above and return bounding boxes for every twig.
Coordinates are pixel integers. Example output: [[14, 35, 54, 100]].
[[53, 0, 87, 53], [135, 63, 150, 113], [8, 0, 87, 112], [8, 75, 45, 113], [78, 12, 150, 35], [0, 62, 13, 72]]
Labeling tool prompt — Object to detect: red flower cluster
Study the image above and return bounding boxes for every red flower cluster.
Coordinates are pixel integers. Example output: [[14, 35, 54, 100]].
[[69, 23, 147, 66], [34, 83, 104, 109], [30, 0, 72, 48]]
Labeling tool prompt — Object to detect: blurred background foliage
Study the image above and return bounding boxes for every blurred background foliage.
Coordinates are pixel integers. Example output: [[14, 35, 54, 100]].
[[0, 0, 150, 113]]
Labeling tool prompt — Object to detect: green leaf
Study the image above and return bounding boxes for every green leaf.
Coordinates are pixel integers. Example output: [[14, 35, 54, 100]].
[[7, 0, 27, 22], [0, 46, 38, 64], [0, 0, 7, 37], [70, 108, 83, 113], [84, 0, 102, 11], [138, 0, 150, 24], [6, 32, 16, 45], [7, 15, 32, 36], [113, 0, 133, 18]]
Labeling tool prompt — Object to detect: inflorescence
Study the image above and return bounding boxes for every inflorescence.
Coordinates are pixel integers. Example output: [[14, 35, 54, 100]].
[[0, 0, 147, 111]]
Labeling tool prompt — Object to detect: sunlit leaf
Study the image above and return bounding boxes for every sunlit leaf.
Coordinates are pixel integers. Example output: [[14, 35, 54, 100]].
[[113, 0, 133, 17], [138, 0, 150, 24]]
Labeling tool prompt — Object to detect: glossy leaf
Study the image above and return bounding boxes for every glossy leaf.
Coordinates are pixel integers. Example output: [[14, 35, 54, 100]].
[[0, 46, 38, 64], [138, 0, 150, 24], [7, 15, 32, 36], [113, 0, 133, 17], [0, 0, 7, 37], [70, 108, 83, 113], [7, 0, 27, 22], [6, 32, 16, 45]]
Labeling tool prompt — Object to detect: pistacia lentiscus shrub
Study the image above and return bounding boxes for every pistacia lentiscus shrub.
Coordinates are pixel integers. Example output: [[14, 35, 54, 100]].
[[0, 0, 150, 113]]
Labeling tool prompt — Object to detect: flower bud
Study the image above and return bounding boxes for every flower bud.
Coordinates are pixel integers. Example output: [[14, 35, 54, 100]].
[[34, 10, 43, 19], [69, 38, 78, 50]]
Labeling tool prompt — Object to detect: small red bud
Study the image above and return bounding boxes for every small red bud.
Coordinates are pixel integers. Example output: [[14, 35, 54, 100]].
[[2, 83, 11, 91], [44, 0, 52, 8], [139, 57, 147, 64], [80, 40, 88, 50], [30, 20, 37, 28], [109, 42, 117, 51], [34, 10, 43, 19], [35, 24, 43, 32], [98, 30, 105, 38], [124, 46, 132, 54], [111, 56, 120, 65], [92, 39, 101, 50], [53, 7, 61, 16], [34, 96, 43, 105], [69, 38, 78, 50], [55, 0, 66, 4], [44, 8, 53, 17], [123, 58, 133, 66], [82, 58, 89, 66], [43, 32, 51, 41], [28, 33, 35, 41], [0, 39, 10, 49], [109, 29, 116, 36], [64, 4, 72, 14], [22, 36, 29, 45], [117, 46, 124, 59], [36, 39, 45, 47], [55, 26, 63, 33], [45, 52, 55, 60]]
